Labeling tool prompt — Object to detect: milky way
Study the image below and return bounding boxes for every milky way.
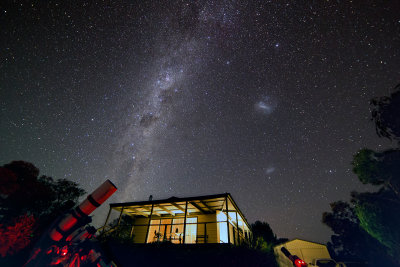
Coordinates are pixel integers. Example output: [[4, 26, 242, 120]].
[[111, 9, 215, 200], [1, 1, 400, 243]]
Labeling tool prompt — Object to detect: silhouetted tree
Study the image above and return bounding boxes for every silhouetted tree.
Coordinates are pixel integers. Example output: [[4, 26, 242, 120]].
[[370, 84, 400, 143], [323, 84, 400, 266], [1, 161, 52, 222], [99, 215, 135, 244], [350, 85, 400, 261], [352, 149, 400, 196], [0, 214, 35, 257], [0, 161, 85, 258], [251, 221, 277, 252], [322, 201, 394, 266], [37, 175, 85, 217], [351, 190, 400, 260], [0, 161, 85, 225]]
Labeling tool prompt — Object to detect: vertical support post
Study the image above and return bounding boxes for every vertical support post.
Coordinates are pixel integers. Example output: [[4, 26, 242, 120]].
[[130, 225, 135, 238], [225, 195, 230, 244], [204, 223, 207, 244], [144, 204, 154, 243], [102, 206, 112, 233], [183, 201, 188, 244], [235, 212, 239, 245], [117, 207, 125, 226], [115, 207, 124, 238], [232, 226, 236, 245]]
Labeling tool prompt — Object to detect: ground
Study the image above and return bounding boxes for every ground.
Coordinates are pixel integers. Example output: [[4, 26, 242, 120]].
[[101, 241, 278, 267]]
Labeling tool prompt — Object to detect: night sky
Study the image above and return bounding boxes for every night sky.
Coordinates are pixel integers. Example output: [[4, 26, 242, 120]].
[[1, 1, 400, 243]]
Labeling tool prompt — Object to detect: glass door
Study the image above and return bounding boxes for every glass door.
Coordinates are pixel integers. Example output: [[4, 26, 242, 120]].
[[185, 217, 197, 244]]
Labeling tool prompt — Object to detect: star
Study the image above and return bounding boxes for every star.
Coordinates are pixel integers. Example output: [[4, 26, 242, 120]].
[[1, 0, 398, 245]]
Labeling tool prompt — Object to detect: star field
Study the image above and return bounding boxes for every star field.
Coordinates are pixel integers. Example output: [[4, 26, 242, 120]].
[[1, 1, 400, 243]]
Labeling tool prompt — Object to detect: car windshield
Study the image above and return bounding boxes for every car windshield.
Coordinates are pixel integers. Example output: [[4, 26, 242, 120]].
[[316, 259, 336, 267]]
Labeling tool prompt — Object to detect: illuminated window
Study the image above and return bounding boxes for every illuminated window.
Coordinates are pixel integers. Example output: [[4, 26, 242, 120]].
[[217, 211, 228, 243], [185, 217, 197, 244], [171, 218, 184, 244], [147, 217, 197, 244], [147, 219, 161, 243]]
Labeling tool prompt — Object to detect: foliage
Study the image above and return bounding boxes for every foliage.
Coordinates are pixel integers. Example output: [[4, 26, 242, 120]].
[[352, 149, 383, 185], [0, 214, 35, 257], [351, 190, 400, 258], [350, 147, 400, 260], [370, 84, 400, 142], [351, 85, 400, 263], [251, 221, 277, 244], [324, 84, 400, 266], [99, 215, 135, 244], [250, 221, 277, 253], [254, 237, 275, 253], [0, 161, 85, 222], [37, 175, 86, 217], [352, 149, 400, 195], [322, 201, 394, 266], [0, 160, 86, 258], [0, 168, 19, 195], [275, 237, 289, 245]]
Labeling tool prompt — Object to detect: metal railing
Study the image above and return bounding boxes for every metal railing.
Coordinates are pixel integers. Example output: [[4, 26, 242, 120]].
[[107, 220, 250, 245]]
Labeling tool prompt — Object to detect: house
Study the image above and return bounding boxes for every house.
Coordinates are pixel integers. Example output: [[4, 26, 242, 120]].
[[102, 193, 252, 245]]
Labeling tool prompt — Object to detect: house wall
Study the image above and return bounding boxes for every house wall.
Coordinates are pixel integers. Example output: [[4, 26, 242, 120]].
[[229, 223, 235, 244], [197, 213, 217, 243], [132, 217, 150, 243]]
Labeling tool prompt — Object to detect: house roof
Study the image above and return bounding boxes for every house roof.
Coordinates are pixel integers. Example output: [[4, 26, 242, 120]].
[[109, 193, 251, 230]]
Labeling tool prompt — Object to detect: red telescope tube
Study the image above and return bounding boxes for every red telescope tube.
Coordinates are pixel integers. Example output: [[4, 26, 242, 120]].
[[49, 180, 117, 241], [281, 247, 308, 267]]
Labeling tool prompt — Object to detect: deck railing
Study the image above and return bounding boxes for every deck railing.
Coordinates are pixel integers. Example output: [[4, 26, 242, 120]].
[[109, 220, 250, 245]]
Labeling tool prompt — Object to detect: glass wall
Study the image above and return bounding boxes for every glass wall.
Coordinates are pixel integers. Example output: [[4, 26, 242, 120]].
[[184, 218, 197, 244], [170, 218, 184, 244], [216, 198, 251, 245], [146, 217, 198, 244], [216, 211, 229, 243]]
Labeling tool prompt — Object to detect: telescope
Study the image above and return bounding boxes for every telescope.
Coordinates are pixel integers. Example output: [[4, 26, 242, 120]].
[[25, 180, 117, 267], [281, 246, 308, 267]]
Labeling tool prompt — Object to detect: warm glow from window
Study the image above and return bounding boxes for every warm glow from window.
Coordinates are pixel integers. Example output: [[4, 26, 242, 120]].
[[146, 217, 198, 244], [185, 217, 197, 244]]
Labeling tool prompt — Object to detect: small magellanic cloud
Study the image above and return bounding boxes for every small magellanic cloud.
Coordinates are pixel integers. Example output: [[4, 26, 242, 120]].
[[265, 166, 275, 174]]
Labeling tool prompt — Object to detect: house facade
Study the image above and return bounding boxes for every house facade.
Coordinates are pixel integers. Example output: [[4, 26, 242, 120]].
[[102, 193, 252, 245]]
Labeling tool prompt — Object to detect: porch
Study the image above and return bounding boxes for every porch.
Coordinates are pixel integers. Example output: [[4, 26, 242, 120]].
[[101, 193, 252, 245]]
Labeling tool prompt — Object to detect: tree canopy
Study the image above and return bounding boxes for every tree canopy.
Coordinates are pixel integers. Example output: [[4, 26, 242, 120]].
[[370, 84, 400, 142], [351, 190, 400, 258], [0, 161, 85, 223], [0, 160, 86, 258], [323, 84, 400, 266], [99, 214, 135, 244], [322, 201, 394, 266], [250, 221, 279, 253], [352, 149, 400, 195]]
